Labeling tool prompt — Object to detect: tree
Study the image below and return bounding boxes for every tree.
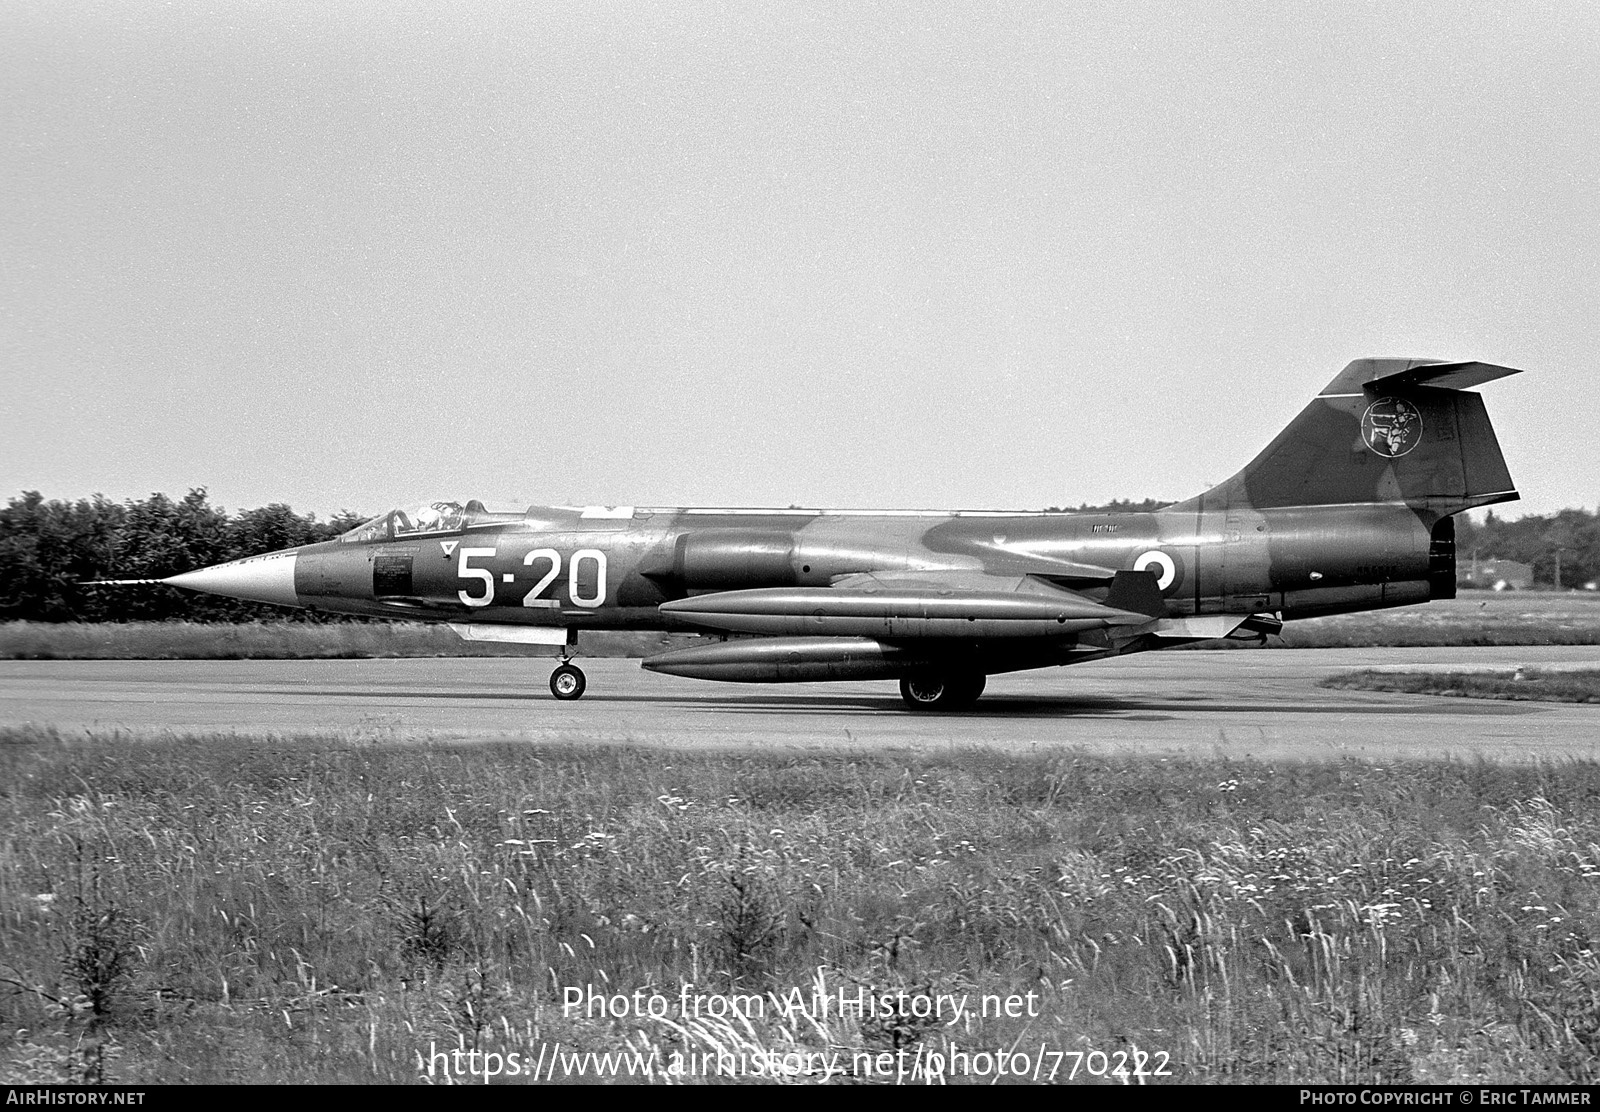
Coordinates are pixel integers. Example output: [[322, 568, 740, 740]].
[[1042, 498, 1176, 513], [108, 490, 234, 619], [228, 503, 323, 559], [1456, 507, 1600, 588], [0, 492, 124, 620], [0, 488, 372, 621]]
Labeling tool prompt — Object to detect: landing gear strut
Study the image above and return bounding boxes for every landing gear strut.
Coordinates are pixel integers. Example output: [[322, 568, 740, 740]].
[[548, 631, 586, 700], [899, 671, 986, 711]]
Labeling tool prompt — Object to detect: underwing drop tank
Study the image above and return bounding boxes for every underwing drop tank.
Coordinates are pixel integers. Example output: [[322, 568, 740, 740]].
[[642, 636, 908, 682]]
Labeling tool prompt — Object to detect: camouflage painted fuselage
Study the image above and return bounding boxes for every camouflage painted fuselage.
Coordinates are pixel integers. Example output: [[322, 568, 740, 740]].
[[287, 499, 1441, 628]]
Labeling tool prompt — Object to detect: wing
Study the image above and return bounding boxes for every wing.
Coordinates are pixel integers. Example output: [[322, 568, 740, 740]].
[[657, 569, 1165, 640], [646, 568, 1280, 681]]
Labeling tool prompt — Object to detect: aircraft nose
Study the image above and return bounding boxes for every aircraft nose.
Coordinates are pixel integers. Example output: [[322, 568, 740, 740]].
[[164, 548, 300, 606]]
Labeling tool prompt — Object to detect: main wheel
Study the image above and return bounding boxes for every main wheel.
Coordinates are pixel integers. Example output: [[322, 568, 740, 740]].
[[899, 672, 985, 710], [550, 663, 587, 701], [952, 673, 987, 705]]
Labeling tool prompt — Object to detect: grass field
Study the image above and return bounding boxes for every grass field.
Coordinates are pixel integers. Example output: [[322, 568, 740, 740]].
[[3, 729, 1598, 1084], [4, 593, 1597, 662], [1325, 668, 1600, 703], [1275, 592, 1600, 648], [0, 621, 693, 660]]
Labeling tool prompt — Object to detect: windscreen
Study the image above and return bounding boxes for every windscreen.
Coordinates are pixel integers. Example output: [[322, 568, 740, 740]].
[[338, 501, 468, 543], [394, 501, 465, 536]]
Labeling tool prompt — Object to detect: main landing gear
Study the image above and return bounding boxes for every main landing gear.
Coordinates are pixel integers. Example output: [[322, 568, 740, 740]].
[[549, 633, 586, 700], [899, 671, 986, 711]]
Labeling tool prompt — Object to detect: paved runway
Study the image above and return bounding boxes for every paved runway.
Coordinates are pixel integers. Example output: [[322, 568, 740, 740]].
[[4, 646, 1599, 760]]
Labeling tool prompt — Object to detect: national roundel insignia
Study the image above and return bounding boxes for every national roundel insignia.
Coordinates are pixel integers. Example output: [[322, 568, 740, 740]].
[[1132, 549, 1178, 591], [1361, 397, 1423, 458]]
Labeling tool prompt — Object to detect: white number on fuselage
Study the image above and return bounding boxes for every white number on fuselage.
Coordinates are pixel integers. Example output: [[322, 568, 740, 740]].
[[522, 549, 562, 609], [569, 549, 607, 609], [455, 547, 609, 608], [457, 548, 498, 607]]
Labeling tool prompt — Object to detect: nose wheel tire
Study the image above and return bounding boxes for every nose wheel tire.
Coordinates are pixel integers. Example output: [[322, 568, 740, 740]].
[[899, 672, 985, 710], [550, 663, 587, 701]]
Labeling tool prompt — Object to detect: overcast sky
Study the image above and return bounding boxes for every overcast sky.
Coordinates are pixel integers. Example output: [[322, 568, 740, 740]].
[[3, 1, 1595, 521]]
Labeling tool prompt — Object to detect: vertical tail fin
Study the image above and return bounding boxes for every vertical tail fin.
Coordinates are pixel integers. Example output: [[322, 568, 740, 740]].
[[1179, 358, 1521, 514]]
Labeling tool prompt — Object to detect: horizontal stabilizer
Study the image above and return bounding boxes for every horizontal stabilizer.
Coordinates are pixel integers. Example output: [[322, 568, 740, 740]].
[[1363, 361, 1523, 393]]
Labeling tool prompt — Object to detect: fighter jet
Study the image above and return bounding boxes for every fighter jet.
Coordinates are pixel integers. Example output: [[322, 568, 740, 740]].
[[156, 358, 1520, 709]]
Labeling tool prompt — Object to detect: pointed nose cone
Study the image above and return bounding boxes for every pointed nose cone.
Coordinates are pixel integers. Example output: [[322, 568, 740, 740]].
[[164, 548, 301, 607]]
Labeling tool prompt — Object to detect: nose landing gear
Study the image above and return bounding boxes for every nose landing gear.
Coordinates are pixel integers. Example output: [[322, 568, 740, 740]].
[[547, 630, 587, 700], [550, 662, 586, 700]]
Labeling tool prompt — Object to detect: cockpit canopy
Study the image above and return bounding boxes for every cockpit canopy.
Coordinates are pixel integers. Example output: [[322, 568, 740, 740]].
[[338, 500, 517, 543]]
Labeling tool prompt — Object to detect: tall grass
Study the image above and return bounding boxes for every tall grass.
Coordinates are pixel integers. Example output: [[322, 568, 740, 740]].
[[0, 622, 691, 660], [1324, 668, 1600, 702], [1277, 592, 1600, 648], [2, 729, 1598, 1083]]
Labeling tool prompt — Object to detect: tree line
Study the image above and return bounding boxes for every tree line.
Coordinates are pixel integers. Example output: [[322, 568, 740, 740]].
[[3, 490, 1596, 623], [1457, 508, 1600, 591], [0, 490, 366, 622]]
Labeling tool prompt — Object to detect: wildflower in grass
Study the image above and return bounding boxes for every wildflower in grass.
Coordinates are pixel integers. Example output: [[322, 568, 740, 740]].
[[1361, 902, 1402, 928], [570, 830, 616, 854]]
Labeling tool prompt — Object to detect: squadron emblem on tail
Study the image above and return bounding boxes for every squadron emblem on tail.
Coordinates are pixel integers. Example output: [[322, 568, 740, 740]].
[[1362, 397, 1424, 457]]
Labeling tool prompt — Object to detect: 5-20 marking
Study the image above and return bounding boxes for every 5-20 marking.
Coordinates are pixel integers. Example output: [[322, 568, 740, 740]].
[[457, 548, 607, 609]]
